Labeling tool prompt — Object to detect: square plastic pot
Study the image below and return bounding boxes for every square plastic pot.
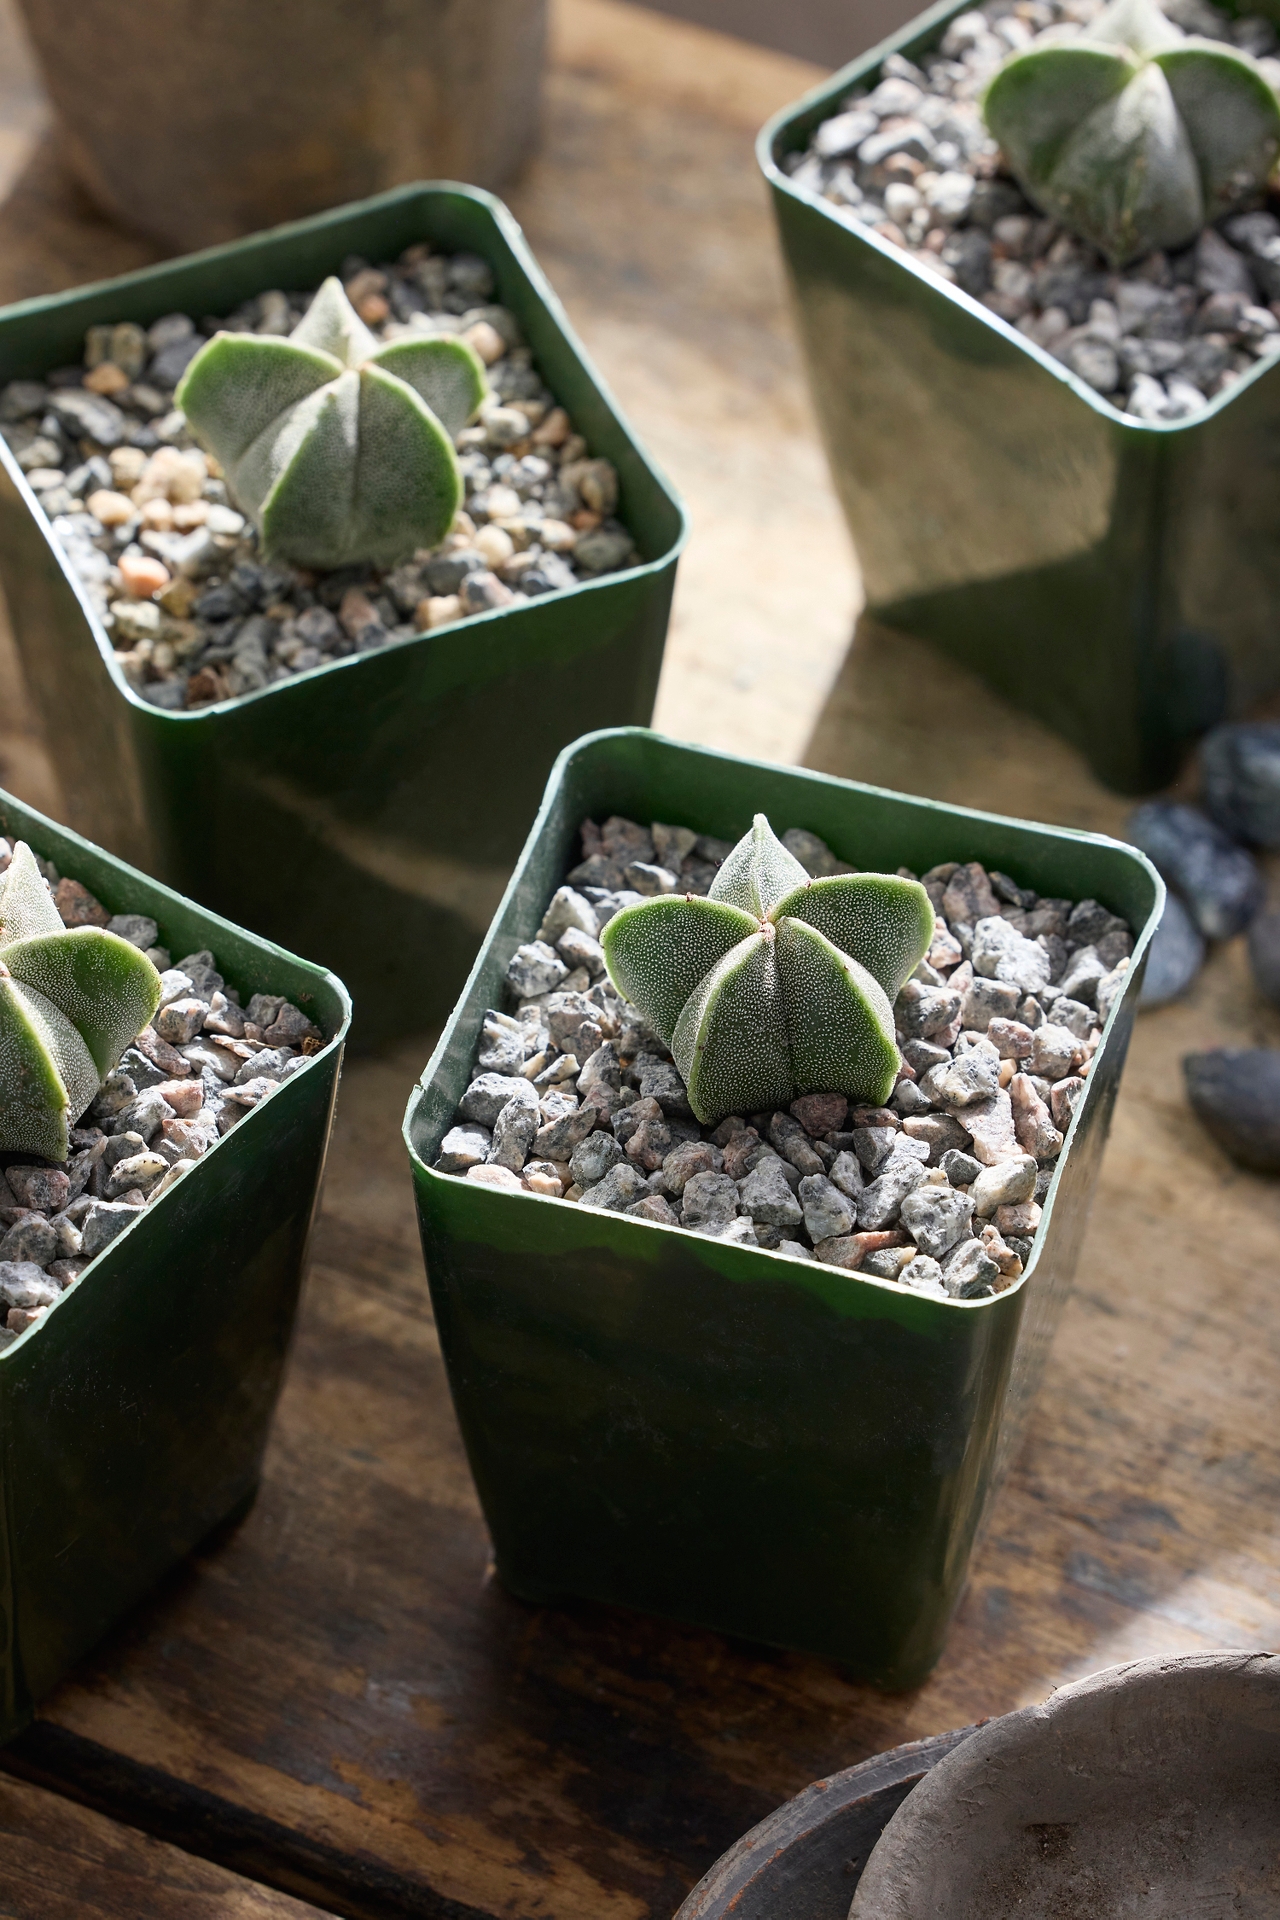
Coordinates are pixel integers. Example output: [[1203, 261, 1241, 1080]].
[[759, 2, 1280, 795], [0, 784, 350, 1742], [404, 728, 1162, 1688], [0, 184, 687, 1048]]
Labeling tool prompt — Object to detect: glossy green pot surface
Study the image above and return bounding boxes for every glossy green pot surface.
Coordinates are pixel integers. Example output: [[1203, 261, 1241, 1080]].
[[759, 2, 1280, 794], [404, 728, 1162, 1688], [0, 786, 350, 1741], [0, 184, 686, 1047]]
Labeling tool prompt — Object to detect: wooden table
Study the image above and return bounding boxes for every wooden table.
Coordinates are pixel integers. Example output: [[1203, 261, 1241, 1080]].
[[1, 2, 1279, 1914]]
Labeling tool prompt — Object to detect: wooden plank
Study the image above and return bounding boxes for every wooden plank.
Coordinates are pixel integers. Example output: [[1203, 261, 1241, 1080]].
[[0, 1770, 329, 1918], [1, 4, 1279, 1919]]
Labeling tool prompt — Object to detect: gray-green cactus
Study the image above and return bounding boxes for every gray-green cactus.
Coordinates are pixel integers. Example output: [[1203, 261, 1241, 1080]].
[[176, 276, 488, 570], [0, 843, 162, 1161], [601, 814, 934, 1125], [982, 0, 1280, 267]]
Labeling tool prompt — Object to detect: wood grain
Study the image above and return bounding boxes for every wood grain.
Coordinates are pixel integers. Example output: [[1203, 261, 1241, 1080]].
[[1, 4, 1279, 1918], [0, 1772, 328, 1917]]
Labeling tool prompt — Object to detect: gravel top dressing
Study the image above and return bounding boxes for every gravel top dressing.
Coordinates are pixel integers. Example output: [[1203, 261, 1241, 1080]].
[[0, 244, 638, 710], [785, 0, 1280, 421], [0, 836, 326, 1345], [436, 815, 1135, 1300]]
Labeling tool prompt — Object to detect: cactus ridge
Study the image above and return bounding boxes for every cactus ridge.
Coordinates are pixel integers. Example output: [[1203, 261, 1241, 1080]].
[[982, 0, 1280, 266], [176, 276, 489, 571], [0, 843, 163, 1161], [602, 814, 934, 1124]]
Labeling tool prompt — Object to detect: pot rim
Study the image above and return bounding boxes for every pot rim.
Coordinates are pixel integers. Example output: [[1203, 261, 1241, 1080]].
[[0, 782, 352, 1358], [403, 725, 1165, 1311], [0, 180, 690, 724], [848, 1647, 1280, 1916], [756, 0, 1280, 436]]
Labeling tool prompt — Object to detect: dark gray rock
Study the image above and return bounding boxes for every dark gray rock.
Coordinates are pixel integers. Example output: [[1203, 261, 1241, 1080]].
[[458, 1073, 529, 1129], [0, 1215, 57, 1267], [797, 1173, 855, 1243], [1141, 891, 1206, 1006], [579, 1163, 646, 1211], [1126, 801, 1262, 940], [681, 1171, 741, 1232], [0, 1261, 59, 1308], [738, 1157, 804, 1228], [899, 1183, 974, 1259], [941, 1148, 983, 1187], [570, 1131, 625, 1188], [1201, 722, 1280, 848], [1184, 1048, 1280, 1171]]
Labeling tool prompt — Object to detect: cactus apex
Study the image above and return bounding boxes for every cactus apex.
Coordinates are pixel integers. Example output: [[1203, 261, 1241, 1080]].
[[982, 0, 1280, 267], [177, 275, 490, 571], [601, 813, 933, 1125], [0, 843, 163, 1161]]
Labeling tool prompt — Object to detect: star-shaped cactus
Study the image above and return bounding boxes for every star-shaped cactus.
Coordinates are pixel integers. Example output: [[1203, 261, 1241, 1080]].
[[176, 277, 488, 570], [982, 0, 1280, 267], [601, 814, 934, 1125], [0, 843, 162, 1161]]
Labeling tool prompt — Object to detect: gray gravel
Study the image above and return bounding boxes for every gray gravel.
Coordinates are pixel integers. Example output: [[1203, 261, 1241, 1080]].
[[0, 246, 639, 712], [438, 816, 1135, 1300], [785, 0, 1280, 422], [0, 834, 326, 1344]]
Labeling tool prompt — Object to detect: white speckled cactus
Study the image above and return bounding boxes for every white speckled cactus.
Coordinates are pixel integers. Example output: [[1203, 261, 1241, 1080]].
[[601, 814, 934, 1125], [176, 276, 489, 570], [0, 843, 162, 1161], [982, 0, 1280, 266]]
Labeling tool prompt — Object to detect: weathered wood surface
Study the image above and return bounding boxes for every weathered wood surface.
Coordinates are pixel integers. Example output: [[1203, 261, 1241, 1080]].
[[0, 1772, 329, 1918], [2, 2, 1280, 1918]]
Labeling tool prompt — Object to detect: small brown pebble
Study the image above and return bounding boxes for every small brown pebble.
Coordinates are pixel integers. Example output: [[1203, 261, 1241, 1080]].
[[522, 1162, 563, 1197], [86, 488, 136, 528], [118, 553, 171, 597], [48, 1260, 86, 1288], [1049, 1076, 1085, 1132], [6, 1307, 45, 1333], [467, 1164, 523, 1191], [53, 878, 110, 928], [161, 1118, 212, 1158], [140, 497, 174, 531], [83, 362, 130, 396], [6, 1165, 69, 1212], [849, 1106, 899, 1130], [790, 1092, 849, 1136], [186, 665, 229, 707], [1009, 1073, 1063, 1161], [158, 576, 199, 618], [722, 1130, 761, 1180], [416, 594, 460, 630], [987, 1017, 1035, 1061], [132, 1025, 191, 1076], [995, 1200, 1042, 1236], [814, 1229, 908, 1271], [338, 586, 381, 639], [626, 1194, 679, 1225], [532, 407, 570, 447], [157, 1079, 202, 1117], [462, 320, 505, 365]]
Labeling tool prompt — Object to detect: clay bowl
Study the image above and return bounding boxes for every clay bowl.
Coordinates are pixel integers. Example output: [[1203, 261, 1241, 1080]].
[[850, 1650, 1280, 1919]]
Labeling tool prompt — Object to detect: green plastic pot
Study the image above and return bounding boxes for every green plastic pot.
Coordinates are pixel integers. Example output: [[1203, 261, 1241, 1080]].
[[0, 184, 686, 1047], [404, 728, 1163, 1688], [759, 2, 1280, 795], [0, 785, 350, 1742]]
